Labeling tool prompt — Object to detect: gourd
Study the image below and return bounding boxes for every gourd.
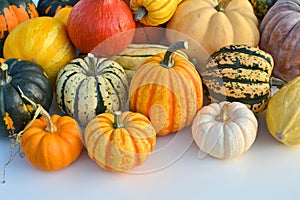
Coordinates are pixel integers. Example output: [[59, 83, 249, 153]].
[[200, 44, 285, 113], [56, 53, 129, 126], [130, 0, 180, 26], [66, 0, 135, 57], [248, 0, 278, 21], [3, 16, 76, 85], [166, 0, 259, 56], [19, 92, 83, 171], [0, 58, 53, 137], [53, 6, 72, 25], [84, 111, 156, 172], [37, 0, 78, 16], [266, 76, 300, 146], [192, 101, 258, 159], [129, 41, 203, 136], [0, 0, 39, 57], [259, 0, 300, 82]]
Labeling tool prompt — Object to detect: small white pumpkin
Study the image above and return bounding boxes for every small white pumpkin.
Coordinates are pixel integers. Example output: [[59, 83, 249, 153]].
[[191, 101, 258, 159]]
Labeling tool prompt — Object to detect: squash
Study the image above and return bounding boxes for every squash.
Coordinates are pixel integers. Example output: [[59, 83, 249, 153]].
[[84, 111, 156, 172], [0, 58, 52, 137], [3, 16, 76, 85], [53, 6, 72, 25], [192, 101, 258, 159], [130, 0, 180, 26], [129, 41, 203, 136], [166, 0, 259, 56], [0, 0, 38, 57], [56, 53, 129, 126], [249, 0, 278, 22], [19, 93, 83, 171], [132, 23, 165, 44], [200, 44, 285, 113], [37, 0, 78, 16], [66, 0, 135, 57], [259, 0, 300, 82], [266, 76, 300, 146]]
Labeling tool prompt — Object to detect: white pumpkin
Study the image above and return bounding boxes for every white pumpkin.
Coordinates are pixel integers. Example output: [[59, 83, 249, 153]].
[[191, 101, 258, 159]]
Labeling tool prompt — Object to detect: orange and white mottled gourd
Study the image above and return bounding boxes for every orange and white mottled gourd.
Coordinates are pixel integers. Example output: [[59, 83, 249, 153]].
[[259, 0, 300, 82], [166, 0, 259, 56], [192, 101, 258, 159], [130, 0, 180, 26], [129, 41, 203, 136], [3, 16, 76, 85], [0, 0, 38, 57], [56, 53, 129, 127], [84, 111, 156, 172]]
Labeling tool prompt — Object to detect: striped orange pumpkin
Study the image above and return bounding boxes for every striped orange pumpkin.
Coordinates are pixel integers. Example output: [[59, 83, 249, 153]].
[[84, 111, 156, 172], [3, 16, 76, 85], [129, 41, 203, 136]]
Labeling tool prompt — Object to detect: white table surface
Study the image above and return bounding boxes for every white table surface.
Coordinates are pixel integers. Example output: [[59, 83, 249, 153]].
[[2, 1, 300, 199]]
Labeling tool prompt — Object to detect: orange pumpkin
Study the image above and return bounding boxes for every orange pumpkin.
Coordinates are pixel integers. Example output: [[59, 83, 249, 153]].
[[84, 111, 156, 172], [129, 41, 203, 136]]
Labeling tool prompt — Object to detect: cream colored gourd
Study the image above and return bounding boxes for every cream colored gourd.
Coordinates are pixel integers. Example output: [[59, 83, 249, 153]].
[[192, 101, 258, 159]]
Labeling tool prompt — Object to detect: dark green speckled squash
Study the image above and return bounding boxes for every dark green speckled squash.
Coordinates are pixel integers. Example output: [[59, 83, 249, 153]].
[[37, 0, 79, 16], [249, 0, 278, 22], [200, 44, 284, 113]]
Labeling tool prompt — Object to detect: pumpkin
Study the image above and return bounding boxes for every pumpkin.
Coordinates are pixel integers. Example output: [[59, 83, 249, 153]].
[[56, 53, 129, 127], [0, 0, 38, 57], [130, 0, 180, 26], [192, 101, 258, 159], [37, 0, 78, 16], [19, 96, 83, 171], [166, 0, 260, 56], [67, 0, 135, 57], [200, 44, 285, 113], [129, 41, 203, 136], [259, 0, 300, 83], [266, 76, 300, 146], [132, 23, 165, 44], [0, 58, 52, 137], [53, 6, 72, 25], [3, 16, 76, 85], [84, 111, 156, 172], [249, 0, 278, 21]]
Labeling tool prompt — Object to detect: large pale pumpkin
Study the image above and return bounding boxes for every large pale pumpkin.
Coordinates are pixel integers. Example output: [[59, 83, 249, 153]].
[[259, 0, 300, 82], [129, 41, 203, 136], [3, 16, 76, 85], [166, 0, 259, 56]]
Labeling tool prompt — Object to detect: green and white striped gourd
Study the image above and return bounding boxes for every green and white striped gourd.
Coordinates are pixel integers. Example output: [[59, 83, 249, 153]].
[[56, 53, 129, 126], [200, 44, 284, 113]]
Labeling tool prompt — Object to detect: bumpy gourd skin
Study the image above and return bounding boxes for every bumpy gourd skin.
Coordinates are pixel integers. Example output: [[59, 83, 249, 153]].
[[249, 0, 277, 21]]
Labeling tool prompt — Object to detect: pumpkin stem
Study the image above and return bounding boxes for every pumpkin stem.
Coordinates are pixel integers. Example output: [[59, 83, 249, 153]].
[[113, 111, 125, 129], [134, 6, 147, 21], [215, 0, 231, 12], [160, 41, 188, 68], [0, 62, 11, 85], [270, 77, 286, 89], [215, 102, 231, 122]]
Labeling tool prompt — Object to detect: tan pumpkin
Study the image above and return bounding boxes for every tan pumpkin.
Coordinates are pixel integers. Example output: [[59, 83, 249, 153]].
[[166, 0, 259, 56]]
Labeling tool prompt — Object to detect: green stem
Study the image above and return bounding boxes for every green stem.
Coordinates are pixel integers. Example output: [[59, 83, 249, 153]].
[[215, 103, 231, 122], [270, 77, 286, 89], [215, 0, 231, 12], [134, 6, 147, 21], [160, 41, 188, 69], [113, 111, 125, 129]]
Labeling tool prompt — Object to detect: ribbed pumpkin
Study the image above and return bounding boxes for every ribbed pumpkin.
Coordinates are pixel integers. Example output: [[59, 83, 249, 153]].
[[130, 0, 180, 26], [249, 0, 278, 21], [67, 0, 135, 57], [56, 53, 129, 126], [37, 0, 78, 16], [166, 0, 259, 56], [0, 0, 38, 57], [3, 16, 76, 85], [84, 111, 156, 172], [200, 44, 285, 113], [259, 0, 300, 82], [0, 58, 53, 137], [129, 41, 203, 136]]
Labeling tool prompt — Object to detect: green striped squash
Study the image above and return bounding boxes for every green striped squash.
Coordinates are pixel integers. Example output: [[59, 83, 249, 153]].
[[200, 44, 279, 113], [56, 53, 129, 126]]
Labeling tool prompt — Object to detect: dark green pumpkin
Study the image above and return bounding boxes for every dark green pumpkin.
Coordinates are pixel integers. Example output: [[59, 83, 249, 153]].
[[37, 0, 79, 16], [0, 0, 38, 57], [0, 58, 53, 137], [249, 0, 278, 22], [200, 44, 283, 113]]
